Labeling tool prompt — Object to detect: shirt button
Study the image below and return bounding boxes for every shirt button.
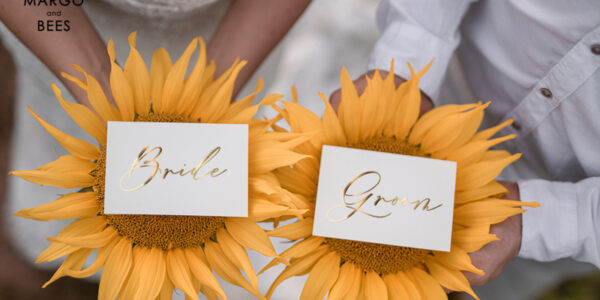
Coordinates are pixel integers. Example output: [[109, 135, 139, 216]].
[[540, 87, 553, 98], [592, 43, 600, 55], [512, 121, 521, 130]]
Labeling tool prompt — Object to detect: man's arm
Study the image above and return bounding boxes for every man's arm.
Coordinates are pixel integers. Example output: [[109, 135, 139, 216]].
[[0, 2, 110, 108], [208, 0, 311, 98]]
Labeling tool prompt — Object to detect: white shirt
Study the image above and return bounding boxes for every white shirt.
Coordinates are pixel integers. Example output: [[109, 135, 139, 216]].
[[369, 0, 600, 267]]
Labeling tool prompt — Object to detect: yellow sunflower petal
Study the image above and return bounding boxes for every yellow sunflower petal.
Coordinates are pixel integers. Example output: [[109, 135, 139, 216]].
[[446, 134, 516, 168], [395, 271, 422, 300], [48, 226, 117, 248], [36, 154, 95, 173], [452, 225, 498, 252], [426, 259, 478, 299], [81, 69, 121, 122], [249, 198, 308, 222], [43, 248, 93, 287], [328, 262, 361, 300], [177, 37, 207, 115], [363, 271, 388, 300], [192, 57, 238, 119], [99, 238, 133, 300], [14, 191, 98, 221], [223, 94, 282, 124], [218, 78, 264, 122], [392, 61, 432, 140], [61, 71, 87, 92], [120, 247, 146, 299], [216, 228, 259, 290], [53, 83, 106, 143], [337, 66, 360, 144], [283, 101, 323, 149], [432, 245, 484, 276], [482, 149, 512, 161], [471, 119, 513, 142], [260, 236, 323, 274], [456, 153, 521, 191], [420, 103, 488, 154], [249, 148, 311, 177], [64, 238, 118, 278], [161, 38, 198, 113], [266, 246, 328, 299], [225, 217, 277, 257], [166, 248, 200, 300], [273, 167, 316, 198], [204, 241, 264, 299], [408, 104, 478, 145], [455, 181, 508, 204], [319, 92, 347, 146], [359, 71, 385, 140], [36, 216, 106, 263], [408, 268, 446, 300], [133, 248, 167, 300], [157, 276, 175, 300], [203, 61, 248, 122], [107, 40, 135, 121], [267, 217, 313, 240], [184, 248, 227, 300], [382, 274, 410, 300], [124, 31, 151, 115], [299, 252, 340, 300], [9, 169, 94, 189], [150, 47, 173, 113], [432, 102, 488, 158], [199, 285, 219, 300], [26, 106, 100, 160], [454, 199, 539, 226], [327, 263, 360, 300]]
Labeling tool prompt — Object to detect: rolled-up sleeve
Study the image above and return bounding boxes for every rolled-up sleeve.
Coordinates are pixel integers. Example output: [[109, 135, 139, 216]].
[[518, 178, 600, 267], [368, 0, 477, 101]]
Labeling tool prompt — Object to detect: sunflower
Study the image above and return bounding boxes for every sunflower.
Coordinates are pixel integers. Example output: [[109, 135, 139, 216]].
[[10, 32, 312, 300], [262, 62, 539, 300]]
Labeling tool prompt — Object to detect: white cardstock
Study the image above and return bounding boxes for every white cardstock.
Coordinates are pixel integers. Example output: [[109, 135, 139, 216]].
[[313, 145, 456, 252], [104, 122, 248, 217]]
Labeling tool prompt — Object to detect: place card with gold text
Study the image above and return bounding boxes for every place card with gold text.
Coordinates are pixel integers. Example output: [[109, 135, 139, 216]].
[[313, 145, 456, 251], [104, 122, 248, 216]]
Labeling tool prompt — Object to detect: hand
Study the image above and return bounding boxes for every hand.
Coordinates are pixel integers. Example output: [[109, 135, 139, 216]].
[[464, 181, 522, 286], [328, 70, 433, 113]]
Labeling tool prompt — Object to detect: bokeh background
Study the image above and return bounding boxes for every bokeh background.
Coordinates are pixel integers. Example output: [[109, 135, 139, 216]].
[[0, 0, 598, 299]]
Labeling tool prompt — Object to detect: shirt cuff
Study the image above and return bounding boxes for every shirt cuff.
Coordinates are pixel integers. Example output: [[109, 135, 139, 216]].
[[517, 179, 578, 261]]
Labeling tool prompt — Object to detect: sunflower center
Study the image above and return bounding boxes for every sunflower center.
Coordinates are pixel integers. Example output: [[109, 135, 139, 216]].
[[324, 136, 431, 274], [91, 112, 225, 250]]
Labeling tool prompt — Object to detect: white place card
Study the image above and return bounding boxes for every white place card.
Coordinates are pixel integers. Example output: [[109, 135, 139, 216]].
[[313, 145, 456, 252], [104, 122, 248, 217]]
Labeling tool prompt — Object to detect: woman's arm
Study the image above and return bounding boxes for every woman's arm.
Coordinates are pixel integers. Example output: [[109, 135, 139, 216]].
[[208, 0, 311, 98], [1, 0, 312, 106], [0, 2, 110, 108]]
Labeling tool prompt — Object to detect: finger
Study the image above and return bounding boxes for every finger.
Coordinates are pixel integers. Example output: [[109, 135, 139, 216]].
[[329, 88, 342, 111], [420, 94, 434, 115]]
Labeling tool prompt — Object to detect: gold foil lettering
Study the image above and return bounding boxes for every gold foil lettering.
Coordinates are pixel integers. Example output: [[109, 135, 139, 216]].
[[326, 171, 442, 222], [120, 146, 227, 192]]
